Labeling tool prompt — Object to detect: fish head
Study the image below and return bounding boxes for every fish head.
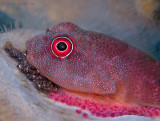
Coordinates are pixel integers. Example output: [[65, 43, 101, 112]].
[[26, 22, 128, 94]]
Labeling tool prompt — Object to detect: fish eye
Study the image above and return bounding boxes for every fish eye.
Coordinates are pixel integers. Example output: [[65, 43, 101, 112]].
[[50, 36, 74, 58]]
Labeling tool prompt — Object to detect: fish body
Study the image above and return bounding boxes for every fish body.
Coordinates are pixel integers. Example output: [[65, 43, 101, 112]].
[[26, 22, 160, 108]]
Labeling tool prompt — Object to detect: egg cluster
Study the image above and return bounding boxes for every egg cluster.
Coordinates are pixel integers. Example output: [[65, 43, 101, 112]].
[[49, 91, 160, 118]]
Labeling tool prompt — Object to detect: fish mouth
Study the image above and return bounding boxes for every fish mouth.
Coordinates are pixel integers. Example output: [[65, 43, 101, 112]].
[[4, 43, 160, 119]]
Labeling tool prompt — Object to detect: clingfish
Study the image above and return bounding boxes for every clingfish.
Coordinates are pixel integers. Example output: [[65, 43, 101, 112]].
[[26, 22, 160, 118]]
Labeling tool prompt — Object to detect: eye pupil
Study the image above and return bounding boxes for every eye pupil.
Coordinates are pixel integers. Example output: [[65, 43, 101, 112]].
[[56, 42, 67, 51]]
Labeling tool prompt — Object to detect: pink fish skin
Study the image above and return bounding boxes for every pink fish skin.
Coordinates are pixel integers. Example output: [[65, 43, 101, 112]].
[[26, 22, 160, 108]]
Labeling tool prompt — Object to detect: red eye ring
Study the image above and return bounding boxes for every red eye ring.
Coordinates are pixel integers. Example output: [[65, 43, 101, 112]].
[[50, 36, 74, 58]]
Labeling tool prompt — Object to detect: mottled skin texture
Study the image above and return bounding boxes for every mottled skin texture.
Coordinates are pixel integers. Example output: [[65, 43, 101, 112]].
[[26, 22, 160, 108]]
